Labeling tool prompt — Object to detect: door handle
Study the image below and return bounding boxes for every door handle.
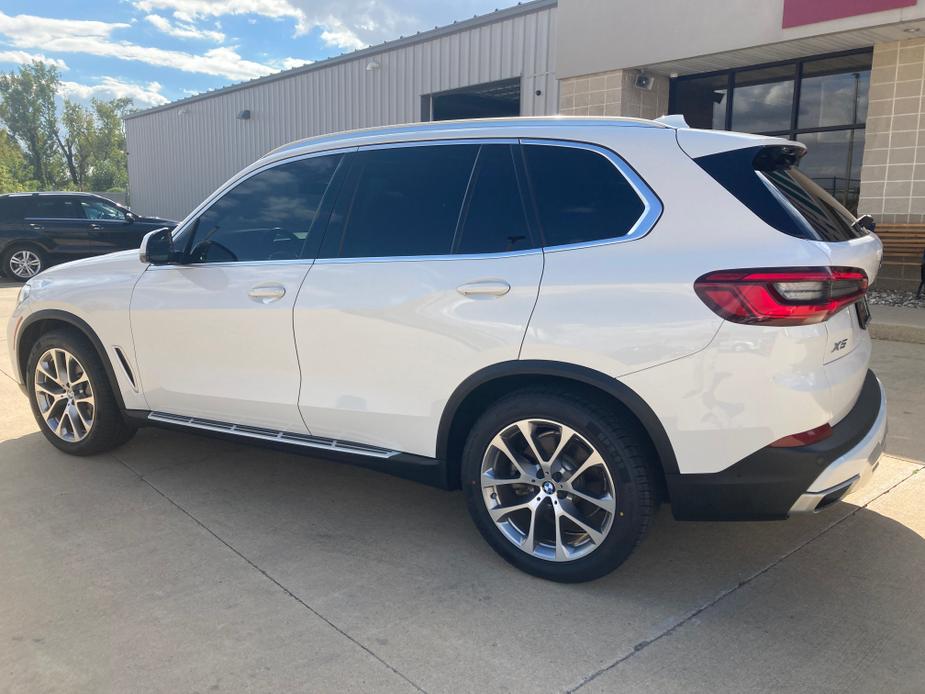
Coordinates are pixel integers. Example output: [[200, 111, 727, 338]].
[[29, 223, 44, 231], [89, 223, 103, 231], [456, 280, 511, 297], [248, 284, 286, 304]]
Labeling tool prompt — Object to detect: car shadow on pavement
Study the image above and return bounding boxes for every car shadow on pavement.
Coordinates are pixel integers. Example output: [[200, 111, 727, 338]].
[[3, 427, 924, 692]]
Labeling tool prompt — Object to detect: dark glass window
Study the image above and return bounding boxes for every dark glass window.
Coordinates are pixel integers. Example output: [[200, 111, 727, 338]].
[[333, 144, 477, 258], [796, 130, 865, 214], [0, 197, 28, 219], [454, 145, 530, 254], [673, 74, 728, 130], [524, 144, 645, 248], [763, 167, 865, 242], [798, 55, 870, 129], [670, 50, 871, 212], [731, 65, 795, 133], [28, 197, 80, 219], [80, 198, 125, 221], [186, 154, 341, 263]]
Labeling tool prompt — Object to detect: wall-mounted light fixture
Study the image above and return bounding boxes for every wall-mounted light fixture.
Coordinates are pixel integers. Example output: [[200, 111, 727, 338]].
[[237, 109, 252, 120], [366, 60, 380, 71]]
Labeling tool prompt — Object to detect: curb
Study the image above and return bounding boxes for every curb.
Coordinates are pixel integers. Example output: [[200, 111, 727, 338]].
[[871, 322, 925, 345]]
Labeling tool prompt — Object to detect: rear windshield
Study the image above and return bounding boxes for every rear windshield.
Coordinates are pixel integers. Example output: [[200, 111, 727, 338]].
[[694, 145, 868, 242]]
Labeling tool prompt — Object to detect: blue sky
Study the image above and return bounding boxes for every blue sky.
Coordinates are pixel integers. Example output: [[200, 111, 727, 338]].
[[0, 0, 510, 110]]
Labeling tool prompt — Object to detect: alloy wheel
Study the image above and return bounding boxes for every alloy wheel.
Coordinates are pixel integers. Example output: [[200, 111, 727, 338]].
[[480, 418, 616, 562], [9, 249, 42, 279], [34, 348, 95, 442]]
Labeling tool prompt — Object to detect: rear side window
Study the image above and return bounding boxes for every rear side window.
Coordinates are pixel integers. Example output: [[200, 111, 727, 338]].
[[694, 145, 866, 242], [523, 144, 646, 248], [186, 153, 342, 263], [330, 144, 477, 259], [27, 197, 80, 219], [0, 197, 28, 220], [454, 144, 531, 255]]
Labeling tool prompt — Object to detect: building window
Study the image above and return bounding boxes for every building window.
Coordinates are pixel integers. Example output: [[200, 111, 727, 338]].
[[670, 50, 871, 213]]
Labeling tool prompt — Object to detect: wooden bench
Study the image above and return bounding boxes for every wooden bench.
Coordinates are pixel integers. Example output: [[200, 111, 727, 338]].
[[874, 224, 925, 265]]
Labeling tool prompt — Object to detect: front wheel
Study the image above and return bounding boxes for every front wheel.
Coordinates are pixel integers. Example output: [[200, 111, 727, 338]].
[[26, 330, 136, 455], [462, 390, 657, 582], [3, 245, 45, 281]]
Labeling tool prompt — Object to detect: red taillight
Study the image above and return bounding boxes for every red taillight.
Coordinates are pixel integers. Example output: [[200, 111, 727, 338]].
[[769, 423, 833, 448], [694, 267, 868, 327]]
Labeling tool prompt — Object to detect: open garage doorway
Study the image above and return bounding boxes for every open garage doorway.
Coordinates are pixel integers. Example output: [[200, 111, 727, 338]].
[[425, 78, 521, 121]]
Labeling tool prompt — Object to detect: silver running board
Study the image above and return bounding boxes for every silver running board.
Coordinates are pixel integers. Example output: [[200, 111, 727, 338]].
[[148, 411, 398, 459]]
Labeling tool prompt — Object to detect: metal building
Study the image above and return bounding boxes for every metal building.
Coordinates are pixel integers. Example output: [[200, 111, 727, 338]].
[[124, 0, 558, 220]]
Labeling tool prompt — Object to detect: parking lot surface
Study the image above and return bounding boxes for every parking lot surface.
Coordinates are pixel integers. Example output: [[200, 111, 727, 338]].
[[1, 279, 924, 693]]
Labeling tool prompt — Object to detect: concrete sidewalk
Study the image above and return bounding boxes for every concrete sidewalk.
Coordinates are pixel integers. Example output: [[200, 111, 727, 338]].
[[871, 304, 925, 344]]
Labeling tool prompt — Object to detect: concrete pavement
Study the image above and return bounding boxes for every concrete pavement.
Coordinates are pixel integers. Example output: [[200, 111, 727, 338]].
[[1, 279, 924, 693]]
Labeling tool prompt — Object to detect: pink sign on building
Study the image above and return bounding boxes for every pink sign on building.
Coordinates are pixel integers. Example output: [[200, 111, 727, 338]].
[[783, 0, 916, 28]]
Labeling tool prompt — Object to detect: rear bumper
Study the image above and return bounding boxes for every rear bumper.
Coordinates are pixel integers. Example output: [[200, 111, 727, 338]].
[[667, 370, 886, 521]]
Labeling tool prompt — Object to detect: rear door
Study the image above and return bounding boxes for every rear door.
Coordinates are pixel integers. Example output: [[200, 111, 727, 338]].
[[25, 196, 97, 260], [293, 140, 544, 456]]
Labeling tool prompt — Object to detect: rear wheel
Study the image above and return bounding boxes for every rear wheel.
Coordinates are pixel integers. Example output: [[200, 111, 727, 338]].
[[27, 330, 136, 455], [3, 245, 45, 281], [462, 390, 657, 582]]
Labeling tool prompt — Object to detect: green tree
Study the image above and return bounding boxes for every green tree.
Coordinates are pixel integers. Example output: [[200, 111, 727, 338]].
[[0, 61, 135, 192], [0, 61, 63, 188], [87, 97, 134, 191], [0, 129, 37, 192]]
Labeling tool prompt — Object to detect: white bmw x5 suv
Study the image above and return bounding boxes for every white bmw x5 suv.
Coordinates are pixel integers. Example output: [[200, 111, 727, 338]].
[[7, 117, 887, 582]]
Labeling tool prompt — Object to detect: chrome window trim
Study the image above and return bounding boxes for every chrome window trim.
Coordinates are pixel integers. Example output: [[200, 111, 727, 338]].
[[161, 136, 663, 270], [518, 138, 663, 253], [313, 247, 541, 266]]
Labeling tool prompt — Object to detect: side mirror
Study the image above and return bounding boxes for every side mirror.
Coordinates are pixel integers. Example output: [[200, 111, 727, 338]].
[[125, 211, 137, 223], [140, 227, 175, 265]]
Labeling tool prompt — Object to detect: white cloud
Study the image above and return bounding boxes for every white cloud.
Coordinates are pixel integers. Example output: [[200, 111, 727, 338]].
[[144, 14, 225, 42], [277, 57, 314, 70], [0, 50, 68, 70], [131, 1, 506, 52], [59, 77, 169, 106], [0, 10, 276, 81]]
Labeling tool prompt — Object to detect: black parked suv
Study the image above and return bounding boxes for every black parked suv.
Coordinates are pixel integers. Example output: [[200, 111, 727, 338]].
[[0, 192, 176, 281]]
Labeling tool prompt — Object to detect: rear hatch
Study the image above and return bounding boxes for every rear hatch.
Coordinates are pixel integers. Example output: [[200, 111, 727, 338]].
[[679, 131, 883, 420]]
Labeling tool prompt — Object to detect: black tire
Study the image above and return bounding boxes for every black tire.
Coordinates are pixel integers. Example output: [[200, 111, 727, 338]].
[[2, 243, 46, 282], [26, 329, 136, 456], [462, 389, 657, 583]]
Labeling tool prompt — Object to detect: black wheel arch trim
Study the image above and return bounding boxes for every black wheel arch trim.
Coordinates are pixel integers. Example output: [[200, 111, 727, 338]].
[[15, 309, 127, 411], [436, 359, 680, 477]]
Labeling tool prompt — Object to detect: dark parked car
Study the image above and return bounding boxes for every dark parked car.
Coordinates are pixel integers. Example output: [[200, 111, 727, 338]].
[[0, 192, 176, 281]]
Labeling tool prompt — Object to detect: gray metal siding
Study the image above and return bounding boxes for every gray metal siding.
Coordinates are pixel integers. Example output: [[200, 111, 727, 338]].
[[125, 5, 558, 220]]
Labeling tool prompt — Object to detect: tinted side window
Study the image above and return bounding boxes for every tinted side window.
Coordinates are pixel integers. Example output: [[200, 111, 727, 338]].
[[0, 197, 28, 220], [186, 154, 342, 263], [523, 144, 646, 248], [81, 198, 125, 221], [333, 144, 477, 258], [454, 145, 531, 255], [28, 197, 80, 219]]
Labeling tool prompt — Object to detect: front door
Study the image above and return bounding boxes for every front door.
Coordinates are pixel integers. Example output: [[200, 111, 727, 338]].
[[77, 197, 148, 253], [130, 151, 346, 432], [294, 141, 544, 457]]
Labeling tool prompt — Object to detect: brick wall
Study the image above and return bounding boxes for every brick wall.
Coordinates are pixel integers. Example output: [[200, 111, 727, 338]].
[[858, 37, 925, 223], [558, 69, 669, 119]]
